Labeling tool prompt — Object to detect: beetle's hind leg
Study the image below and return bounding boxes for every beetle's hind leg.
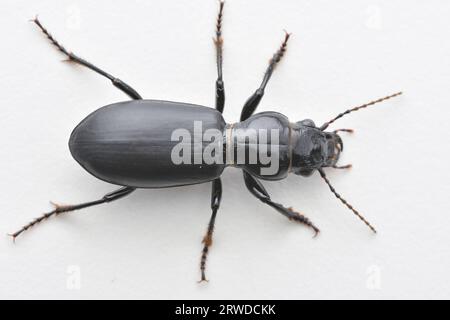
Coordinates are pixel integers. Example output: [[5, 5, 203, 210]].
[[9, 186, 135, 242], [31, 16, 142, 100], [197, 1, 226, 283]]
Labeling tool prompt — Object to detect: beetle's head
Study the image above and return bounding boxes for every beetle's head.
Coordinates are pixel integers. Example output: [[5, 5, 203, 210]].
[[288, 92, 402, 234], [291, 119, 342, 176], [290, 91, 404, 177]]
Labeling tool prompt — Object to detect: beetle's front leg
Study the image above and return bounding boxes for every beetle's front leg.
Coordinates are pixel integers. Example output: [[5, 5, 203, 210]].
[[198, 178, 222, 282], [243, 171, 319, 236], [9, 186, 135, 241], [31, 17, 142, 100]]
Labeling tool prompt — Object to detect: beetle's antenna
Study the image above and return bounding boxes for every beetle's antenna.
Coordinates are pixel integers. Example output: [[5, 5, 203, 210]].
[[320, 92, 402, 131], [318, 169, 377, 233]]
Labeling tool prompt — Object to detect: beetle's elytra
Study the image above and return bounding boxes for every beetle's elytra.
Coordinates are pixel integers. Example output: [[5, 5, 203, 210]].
[[12, 2, 402, 282]]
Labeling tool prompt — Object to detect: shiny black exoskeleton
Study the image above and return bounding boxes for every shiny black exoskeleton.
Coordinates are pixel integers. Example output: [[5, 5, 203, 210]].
[[69, 101, 344, 188], [12, 2, 402, 283]]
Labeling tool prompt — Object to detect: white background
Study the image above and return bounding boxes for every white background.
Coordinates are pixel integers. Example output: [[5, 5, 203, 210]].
[[1, 0, 449, 299]]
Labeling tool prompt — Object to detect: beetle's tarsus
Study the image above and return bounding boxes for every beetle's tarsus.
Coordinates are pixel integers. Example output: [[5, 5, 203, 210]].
[[214, 0, 225, 113], [49, 200, 68, 212], [9, 207, 59, 241], [31, 16, 142, 100], [11, 187, 136, 241], [197, 276, 209, 283], [29, 15, 39, 23], [287, 207, 320, 236], [7, 233, 17, 244], [198, 270, 210, 283], [240, 31, 291, 121], [198, 179, 221, 283], [282, 29, 292, 37], [271, 31, 290, 65]]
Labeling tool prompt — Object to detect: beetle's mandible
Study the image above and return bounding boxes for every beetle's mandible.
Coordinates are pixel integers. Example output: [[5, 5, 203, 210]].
[[11, 2, 402, 282]]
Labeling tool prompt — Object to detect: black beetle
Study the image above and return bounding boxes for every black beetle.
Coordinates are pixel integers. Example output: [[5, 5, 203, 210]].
[[11, 2, 402, 282]]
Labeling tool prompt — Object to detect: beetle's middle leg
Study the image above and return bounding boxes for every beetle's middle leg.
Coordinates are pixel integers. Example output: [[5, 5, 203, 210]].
[[197, 1, 225, 283], [243, 171, 319, 236], [198, 178, 222, 282], [9, 186, 135, 241], [31, 17, 142, 100], [240, 31, 291, 121], [214, 1, 225, 113]]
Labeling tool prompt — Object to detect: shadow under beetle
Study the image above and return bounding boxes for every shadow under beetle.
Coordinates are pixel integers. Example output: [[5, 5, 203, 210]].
[[11, 2, 402, 282]]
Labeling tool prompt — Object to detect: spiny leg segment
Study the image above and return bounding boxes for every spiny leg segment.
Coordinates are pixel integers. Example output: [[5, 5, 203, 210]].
[[31, 16, 142, 100], [199, 178, 222, 282], [9, 187, 135, 241], [197, 1, 228, 283], [214, 1, 225, 113], [243, 172, 319, 236], [240, 31, 291, 121]]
